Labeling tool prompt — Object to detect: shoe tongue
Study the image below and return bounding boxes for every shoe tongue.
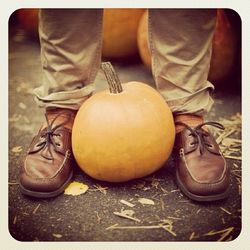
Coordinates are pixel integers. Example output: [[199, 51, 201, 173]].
[[174, 115, 204, 134], [42, 111, 76, 130]]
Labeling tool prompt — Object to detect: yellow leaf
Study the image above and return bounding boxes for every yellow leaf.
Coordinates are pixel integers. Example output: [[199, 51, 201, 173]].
[[18, 102, 27, 109], [52, 233, 62, 238], [64, 181, 89, 196], [11, 146, 23, 153], [138, 198, 155, 205]]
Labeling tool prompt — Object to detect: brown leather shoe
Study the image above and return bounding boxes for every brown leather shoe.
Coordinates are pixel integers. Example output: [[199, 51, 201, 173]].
[[19, 109, 76, 198], [174, 121, 230, 202]]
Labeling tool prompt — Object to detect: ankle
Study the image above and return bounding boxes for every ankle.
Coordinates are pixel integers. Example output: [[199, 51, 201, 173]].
[[43, 108, 77, 130], [174, 114, 204, 134]]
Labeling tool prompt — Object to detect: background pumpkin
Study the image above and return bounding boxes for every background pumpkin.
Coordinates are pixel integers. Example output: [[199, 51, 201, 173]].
[[137, 9, 238, 85], [208, 9, 237, 84], [102, 9, 145, 59], [15, 8, 39, 38], [13, 8, 239, 86], [14, 8, 144, 59], [137, 11, 151, 70], [72, 62, 175, 182]]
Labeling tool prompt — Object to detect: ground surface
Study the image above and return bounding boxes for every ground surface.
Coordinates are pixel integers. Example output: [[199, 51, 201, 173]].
[[8, 30, 241, 242]]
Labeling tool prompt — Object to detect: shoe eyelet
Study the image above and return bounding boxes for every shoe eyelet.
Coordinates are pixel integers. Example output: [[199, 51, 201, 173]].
[[179, 148, 184, 157]]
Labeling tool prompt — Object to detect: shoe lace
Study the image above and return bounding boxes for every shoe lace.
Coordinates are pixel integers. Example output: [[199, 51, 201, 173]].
[[36, 113, 71, 160], [175, 121, 225, 155]]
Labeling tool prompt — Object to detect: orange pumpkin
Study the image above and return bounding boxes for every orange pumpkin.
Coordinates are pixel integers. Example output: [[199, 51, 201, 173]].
[[137, 9, 237, 84], [72, 62, 175, 182], [102, 9, 145, 59]]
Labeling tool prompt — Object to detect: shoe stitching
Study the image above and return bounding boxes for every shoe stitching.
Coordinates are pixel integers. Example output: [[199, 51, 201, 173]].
[[180, 147, 228, 186], [24, 150, 72, 181]]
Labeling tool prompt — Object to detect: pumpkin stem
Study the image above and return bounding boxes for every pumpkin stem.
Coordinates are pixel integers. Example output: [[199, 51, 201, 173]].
[[101, 62, 123, 93]]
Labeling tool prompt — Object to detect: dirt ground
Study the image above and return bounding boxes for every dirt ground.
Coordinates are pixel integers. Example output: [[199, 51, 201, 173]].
[[8, 23, 241, 242]]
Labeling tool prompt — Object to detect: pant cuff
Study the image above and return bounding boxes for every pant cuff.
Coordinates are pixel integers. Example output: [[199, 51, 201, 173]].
[[33, 84, 94, 110]]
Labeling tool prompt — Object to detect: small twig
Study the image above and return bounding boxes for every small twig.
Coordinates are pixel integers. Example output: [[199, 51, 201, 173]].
[[216, 129, 235, 144], [113, 211, 140, 222], [8, 182, 19, 185], [160, 198, 165, 211], [204, 227, 234, 241], [93, 184, 108, 195], [106, 224, 175, 234], [32, 204, 41, 214], [159, 184, 169, 194], [159, 224, 177, 236], [13, 215, 17, 225], [94, 211, 101, 223], [167, 216, 182, 220], [233, 163, 239, 168], [220, 207, 232, 215], [222, 217, 226, 224], [189, 231, 199, 240], [224, 155, 241, 160], [231, 170, 241, 178], [170, 189, 180, 193], [120, 200, 135, 208], [106, 223, 119, 230], [106, 221, 176, 236]]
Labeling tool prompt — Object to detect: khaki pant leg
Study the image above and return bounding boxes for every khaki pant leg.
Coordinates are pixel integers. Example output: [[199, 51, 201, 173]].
[[34, 9, 103, 110], [149, 9, 217, 116]]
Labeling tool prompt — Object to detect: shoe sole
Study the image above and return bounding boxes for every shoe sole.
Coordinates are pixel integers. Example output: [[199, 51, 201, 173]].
[[176, 170, 230, 202], [19, 170, 73, 199]]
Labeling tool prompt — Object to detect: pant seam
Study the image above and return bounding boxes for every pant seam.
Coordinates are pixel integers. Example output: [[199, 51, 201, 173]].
[[87, 9, 103, 85], [148, 10, 157, 81]]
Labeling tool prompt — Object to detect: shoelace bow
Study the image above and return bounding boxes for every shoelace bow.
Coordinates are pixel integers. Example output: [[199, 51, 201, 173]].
[[175, 121, 225, 155], [36, 113, 71, 160]]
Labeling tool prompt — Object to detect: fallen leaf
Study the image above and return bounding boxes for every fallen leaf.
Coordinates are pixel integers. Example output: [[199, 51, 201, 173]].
[[138, 198, 155, 205], [121, 209, 135, 217], [12, 123, 34, 133], [52, 233, 62, 238], [64, 181, 89, 196], [11, 146, 23, 153], [9, 114, 22, 122], [16, 81, 32, 93], [18, 102, 27, 109]]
